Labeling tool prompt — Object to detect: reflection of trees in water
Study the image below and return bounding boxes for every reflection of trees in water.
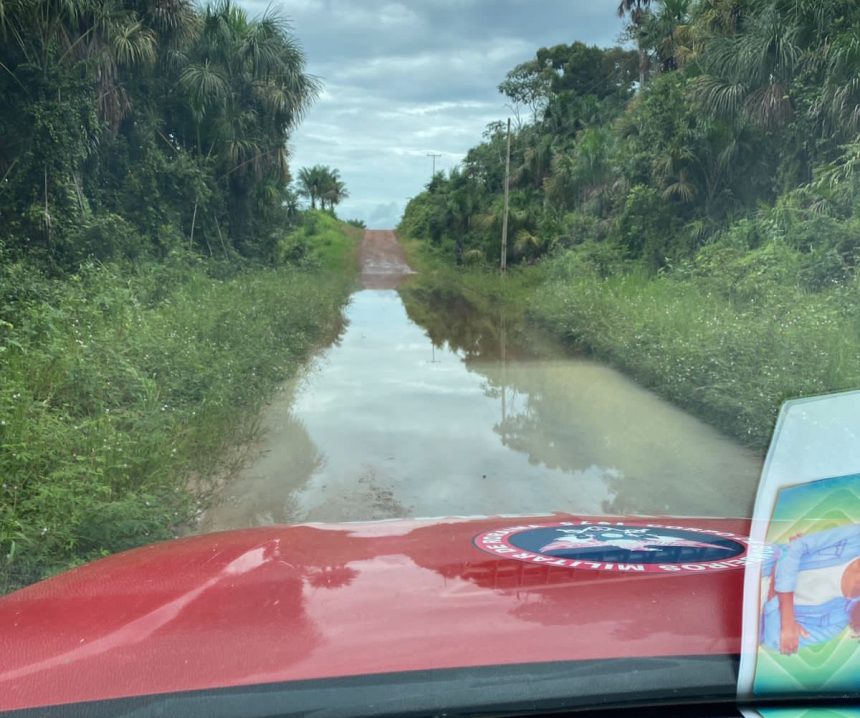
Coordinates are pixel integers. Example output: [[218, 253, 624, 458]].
[[401, 286, 626, 507], [399, 284, 710, 516], [207, 413, 324, 529], [400, 285, 558, 468], [413, 288, 703, 514], [399, 285, 537, 361], [306, 564, 359, 589]]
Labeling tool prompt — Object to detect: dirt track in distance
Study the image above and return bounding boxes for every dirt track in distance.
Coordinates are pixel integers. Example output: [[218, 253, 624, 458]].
[[359, 230, 414, 289]]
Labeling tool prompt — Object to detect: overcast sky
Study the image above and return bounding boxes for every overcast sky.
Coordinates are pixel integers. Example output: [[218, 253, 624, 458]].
[[237, 0, 625, 228]]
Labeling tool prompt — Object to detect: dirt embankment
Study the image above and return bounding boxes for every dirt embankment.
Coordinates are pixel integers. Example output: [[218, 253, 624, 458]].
[[359, 230, 414, 289]]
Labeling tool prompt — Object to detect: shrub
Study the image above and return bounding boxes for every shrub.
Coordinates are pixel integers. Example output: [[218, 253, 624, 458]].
[[1, 223, 357, 593], [617, 184, 680, 268]]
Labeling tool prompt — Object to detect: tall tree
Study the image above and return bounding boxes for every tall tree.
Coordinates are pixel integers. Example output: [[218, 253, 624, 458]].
[[320, 169, 349, 212], [618, 0, 654, 86], [297, 165, 324, 209], [177, 1, 319, 247]]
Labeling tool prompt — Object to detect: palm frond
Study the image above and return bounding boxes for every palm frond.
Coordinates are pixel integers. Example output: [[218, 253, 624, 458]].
[[691, 74, 748, 119], [112, 21, 156, 67]]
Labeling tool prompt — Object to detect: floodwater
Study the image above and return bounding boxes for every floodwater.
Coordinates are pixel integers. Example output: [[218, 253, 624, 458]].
[[201, 274, 762, 532]]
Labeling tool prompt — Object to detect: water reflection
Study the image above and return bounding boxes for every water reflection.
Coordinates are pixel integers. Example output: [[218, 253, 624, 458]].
[[204, 285, 761, 532], [401, 285, 762, 517], [200, 402, 322, 532]]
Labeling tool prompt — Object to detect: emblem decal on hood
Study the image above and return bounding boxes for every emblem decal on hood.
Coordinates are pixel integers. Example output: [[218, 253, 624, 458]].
[[473, 519, 749, 574]]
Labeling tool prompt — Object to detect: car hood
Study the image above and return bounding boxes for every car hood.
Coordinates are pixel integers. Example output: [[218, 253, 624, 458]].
[[0, 514, 750, 714]]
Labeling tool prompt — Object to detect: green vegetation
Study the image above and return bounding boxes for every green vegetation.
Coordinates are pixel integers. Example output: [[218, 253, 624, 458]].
[[297, 166, 351, 213], [1, 214, 358, 593], [0, 0, 360, 591], [0, 0, 322, 266], [535, 256, 859, 449], [399, 0, 860, 451], [277, 210, 361, 271], [400, 237, 542, 328]]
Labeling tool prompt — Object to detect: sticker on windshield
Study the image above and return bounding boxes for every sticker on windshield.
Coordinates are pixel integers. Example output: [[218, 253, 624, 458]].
[[738, 390, 860, 700], [473, 519, 749, 573]]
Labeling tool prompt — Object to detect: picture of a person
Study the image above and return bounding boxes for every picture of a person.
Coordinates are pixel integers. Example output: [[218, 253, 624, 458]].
[[761, 524, 860, 655]]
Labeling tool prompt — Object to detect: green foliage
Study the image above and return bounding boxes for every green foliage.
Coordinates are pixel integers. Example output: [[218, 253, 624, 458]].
[[401, 0, 860, 274], [0, 221, 357, 592], [499, 42, 637, 123], [534, 246, 860, 451], [547, 240, 630, 280], [296, 166, 349, 212], [617, 184, 681, 266], [0, 0, 319, 270], [276, 210, 361, 271], [0, 1, 358, 594], [397, 2, 860, 458]]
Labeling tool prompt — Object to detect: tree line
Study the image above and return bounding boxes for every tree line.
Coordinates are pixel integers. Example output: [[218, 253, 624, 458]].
[[400, 0, 860, 288], [0, 0, 345, 270]]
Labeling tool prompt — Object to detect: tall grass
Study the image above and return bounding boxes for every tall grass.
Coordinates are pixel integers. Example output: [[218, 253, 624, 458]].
[[401, 236, 860, 453], [1, 216, 358, 592], [534, 267, 860, 451]]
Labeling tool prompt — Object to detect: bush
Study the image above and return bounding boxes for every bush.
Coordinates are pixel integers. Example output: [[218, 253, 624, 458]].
[[532, 261, 860, 451], [547, 241, 629, 280], [65, 213, 149, 263], [695, 238, 802, 303], [276, 211, 360, 271], [0, 230, 357, 593], [617, 185, 680, 268]]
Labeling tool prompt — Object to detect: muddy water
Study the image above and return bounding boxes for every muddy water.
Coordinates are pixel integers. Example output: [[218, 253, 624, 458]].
[[201, 286, 762, 532]]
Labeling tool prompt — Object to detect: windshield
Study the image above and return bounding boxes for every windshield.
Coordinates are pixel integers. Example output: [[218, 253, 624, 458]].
[[3, 0, 860, 715]]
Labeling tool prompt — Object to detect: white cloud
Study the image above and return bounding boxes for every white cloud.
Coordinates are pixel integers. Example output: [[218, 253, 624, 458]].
[[239, 0, 625, 228]]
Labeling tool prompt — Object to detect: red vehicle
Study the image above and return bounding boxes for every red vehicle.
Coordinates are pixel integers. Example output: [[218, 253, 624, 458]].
[[1, 513, 753, 716]]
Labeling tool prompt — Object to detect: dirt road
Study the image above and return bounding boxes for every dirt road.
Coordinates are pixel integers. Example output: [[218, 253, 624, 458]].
[[359, 229, 414, 289], [199, 228, 760, 532]]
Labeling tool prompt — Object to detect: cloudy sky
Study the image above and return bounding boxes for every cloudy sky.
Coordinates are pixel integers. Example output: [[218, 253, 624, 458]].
[[238, 0, 625, 228]]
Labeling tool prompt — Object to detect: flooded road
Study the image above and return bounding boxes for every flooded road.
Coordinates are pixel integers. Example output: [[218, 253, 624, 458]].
[[201, 232, 761, 531]]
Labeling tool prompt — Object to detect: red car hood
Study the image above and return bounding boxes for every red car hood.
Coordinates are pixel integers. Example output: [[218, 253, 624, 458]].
[[0, 514, 750, 715]]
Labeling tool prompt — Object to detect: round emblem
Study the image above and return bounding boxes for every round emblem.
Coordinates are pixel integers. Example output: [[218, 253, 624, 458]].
[[473, 519, 749, 574]]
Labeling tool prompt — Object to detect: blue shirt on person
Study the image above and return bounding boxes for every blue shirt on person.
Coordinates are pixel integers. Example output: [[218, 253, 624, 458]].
[[760, 524, 860, 650]]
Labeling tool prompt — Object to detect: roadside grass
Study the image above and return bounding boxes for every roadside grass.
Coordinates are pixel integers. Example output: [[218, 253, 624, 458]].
[[398, 236, 543, 323], [401, 237, 860, 453], [1, 217, 358, 593], [278, 210, 363, 273], [534, 269, 860, 451]]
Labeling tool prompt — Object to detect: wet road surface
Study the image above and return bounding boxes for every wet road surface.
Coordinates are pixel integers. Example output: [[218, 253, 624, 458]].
[[200, 231, 761, 531]]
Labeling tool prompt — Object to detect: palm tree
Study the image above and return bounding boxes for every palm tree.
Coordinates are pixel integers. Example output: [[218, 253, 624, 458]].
[[296, 165, 348, 213], [691, 3, 799, 130], [691, 0, 851, 135], [320, 172, 349, 213], [0, 0, 164, 246], [643, 0, 693, 72], [0, 0, 162, 128], [617, 0, 654, 87], [297, 165, 325, 209], [176, 1, 319, 241], [545, 129, 613, 211]]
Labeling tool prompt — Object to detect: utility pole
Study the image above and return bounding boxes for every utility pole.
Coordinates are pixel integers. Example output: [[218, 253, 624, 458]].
[[500, 117, 511, 273], [426, 152, 442, 178]]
